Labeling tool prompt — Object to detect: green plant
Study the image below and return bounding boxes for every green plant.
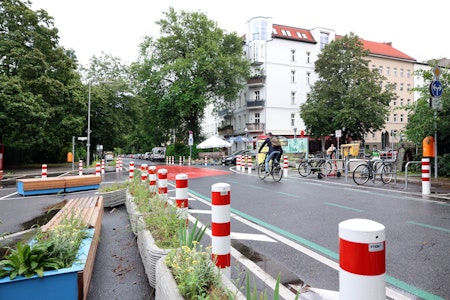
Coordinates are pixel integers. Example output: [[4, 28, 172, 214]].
[[178, 218, 207, 249], [165, 243, 230, 299], [98, 181, 128, 193], [0, 214, 88, 280], [245, 272, 299, 300]]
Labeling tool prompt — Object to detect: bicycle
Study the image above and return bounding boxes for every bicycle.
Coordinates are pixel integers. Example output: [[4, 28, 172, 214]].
[[297, 152, 333, 178], [257, 152, 283, 182], [352, 159, 394, 185]]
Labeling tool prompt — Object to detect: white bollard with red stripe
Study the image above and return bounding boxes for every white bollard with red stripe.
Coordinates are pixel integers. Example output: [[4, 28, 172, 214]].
[[101, 159, 105, 174], [129, 161, 134, 181], [211, 183, 231, 278], [248, 157, 252, 174], [175, 174, 189, 223], [95, 162, 101, 176], [204, 156, 208, 166], [236, 155, 241, 171], [339, 218, 386, 300], [148, 166, 157, 195], [119, 157, 123, 171], [283, 155, 289, 177], [115, 159, 119, 172], [241, 155, 246, 172], [141, 164, 148, 183], [157, 169, 168, 199], [188, 156, 191, 166], [422, 157, 431, 195], [41, 164, 47, 179], [78, 160, 83, 176]]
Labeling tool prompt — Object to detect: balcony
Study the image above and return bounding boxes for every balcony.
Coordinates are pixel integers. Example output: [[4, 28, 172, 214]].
[[246, 100, 265, 109], [245, 123, 265, 133], [218, 108, 233, 118], [247, 76, 266, 87], [218, 125, 233, 136]]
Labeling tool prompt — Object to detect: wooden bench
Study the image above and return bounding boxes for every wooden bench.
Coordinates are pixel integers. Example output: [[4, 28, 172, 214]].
[[41, 196, 104, 300], [16, 175, 102, 196]]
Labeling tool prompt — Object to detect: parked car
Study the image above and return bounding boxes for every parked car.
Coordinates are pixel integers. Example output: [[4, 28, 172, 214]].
[[150, 147, 166, 162], [221, 150, 256, 165], [143, 152, 152, 160]]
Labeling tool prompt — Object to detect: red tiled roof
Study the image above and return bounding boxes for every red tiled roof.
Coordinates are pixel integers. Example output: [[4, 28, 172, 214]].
[[272, 24, 316, 43], [336, 35, 415, 61]]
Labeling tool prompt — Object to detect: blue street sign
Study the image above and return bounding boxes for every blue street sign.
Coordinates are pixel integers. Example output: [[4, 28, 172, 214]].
[[429, 80, 443, 97]]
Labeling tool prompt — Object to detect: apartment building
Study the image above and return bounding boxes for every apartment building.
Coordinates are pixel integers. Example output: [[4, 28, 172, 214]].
[[211, 16, 422, 152]]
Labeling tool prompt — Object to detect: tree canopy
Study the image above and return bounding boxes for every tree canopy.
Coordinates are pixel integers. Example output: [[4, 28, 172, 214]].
[[299, 33, 396, 144], [133, 7, 250, 145], [0, 0, 84, 163]]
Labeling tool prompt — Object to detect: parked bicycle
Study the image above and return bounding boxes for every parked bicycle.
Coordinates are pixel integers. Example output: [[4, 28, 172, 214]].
[[257, 152, 283, 182], [297, 152, 333, 178], [352, 159, 395, 185]]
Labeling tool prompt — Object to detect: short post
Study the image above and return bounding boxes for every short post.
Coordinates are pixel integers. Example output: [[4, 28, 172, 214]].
[[119, 157, 123, 171], [78, 160, 83, 176], [141, 164, 148, 183], [115, 159, 119, 172], [179, 156, 182, 166], [188, 156, 191, 166], [41, 164, 47, 179], [175, 174, 189, 223], [248, 157, 252, 174], [95, 162, 101, 176], [211, 183, 231, 278], [283, 155, 289, 177], [148, 165, 157, 195], [422, 157, 431, 195], [339, 218, 385, 300], [204, 155, 208, 166], [236, 155, 241, 171], [165, 156, 169, 165], [157, 168, 168, 199], [101, 159, 105, 174], [241, 155, 245, 172], [129, 161, 134, 181]]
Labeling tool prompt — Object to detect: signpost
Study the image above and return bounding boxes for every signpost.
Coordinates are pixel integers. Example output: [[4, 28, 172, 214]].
[[188, 131, 193, 161], [429, 67, 442, 178]]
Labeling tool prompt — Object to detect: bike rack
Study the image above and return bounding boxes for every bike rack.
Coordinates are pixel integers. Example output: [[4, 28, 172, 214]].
[[344, 158, 366, 182], [404, 161, 422, 189], [321, 158, 345, 179]]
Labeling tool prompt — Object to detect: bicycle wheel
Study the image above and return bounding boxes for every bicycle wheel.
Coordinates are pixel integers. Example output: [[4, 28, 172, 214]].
[[323, 161, 333, 175], [298, 161, 310, 177], [271, 164, 283, 182], [380, 163, 393, 184], [353, 164, 370, 185], [257, 163, 266, 180]]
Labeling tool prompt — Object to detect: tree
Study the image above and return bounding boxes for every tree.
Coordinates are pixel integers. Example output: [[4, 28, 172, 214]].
[[0, 0, 84, 164], [133, 7, 250, 144], [300, 33, 396, 146], [404, 64, 449, 154]]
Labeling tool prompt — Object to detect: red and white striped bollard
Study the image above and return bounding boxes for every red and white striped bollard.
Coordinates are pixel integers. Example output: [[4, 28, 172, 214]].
[[78, 160, 83, 176], [175, 174, 189, 223], [129, 161, 134, 181], [283, 155, 288, 177], [157, 169, 168, 199], [148, 166, 157, 195], [422, 157, 431, 195], [41, 164, 47, 178], [101, 159, 105, 174], [95, 162, 101, 176]]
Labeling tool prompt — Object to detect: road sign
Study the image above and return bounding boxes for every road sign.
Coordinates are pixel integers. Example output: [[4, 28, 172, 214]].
[[433, 66, 442, 79], [429, 80, 443, 98], [335, 129, 342, 138], [77, 137, 87, 141], [431, 97, 443, 111]]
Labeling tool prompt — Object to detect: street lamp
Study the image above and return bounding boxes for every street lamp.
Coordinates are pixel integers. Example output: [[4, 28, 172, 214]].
[[87, 83, 92, 167], [244, 127, 248, 150]]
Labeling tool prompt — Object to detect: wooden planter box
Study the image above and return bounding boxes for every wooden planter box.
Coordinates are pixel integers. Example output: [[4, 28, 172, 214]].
[[0, 196, 103, 300], [0, 229, 95, 300]]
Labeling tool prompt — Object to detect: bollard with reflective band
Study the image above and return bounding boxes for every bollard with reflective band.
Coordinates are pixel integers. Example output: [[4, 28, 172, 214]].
[[236, 155, 241, 171], [339, 218, 385, 300], [211, 183, 231, 278], [95, 162, 101, 176], [283, 155, 288, 177], [79, 160, 83, 176], [101, 159, 105, 174], [157, 169, 168, 199], [175, 174, 189, 223], [148, 165, 157, 195], [422, 158, 431, 195], [141, 164, 148, 183], [248, 157, 252, 174], [129, 161, 134, 181], [41, 164, 47, 179]]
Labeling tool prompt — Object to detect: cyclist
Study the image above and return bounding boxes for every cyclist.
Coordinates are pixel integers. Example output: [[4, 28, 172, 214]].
[[258, 132, 283, 175]]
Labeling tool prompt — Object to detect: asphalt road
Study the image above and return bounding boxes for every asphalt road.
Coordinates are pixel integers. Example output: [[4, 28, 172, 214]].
[[1, 160, 449, 299]]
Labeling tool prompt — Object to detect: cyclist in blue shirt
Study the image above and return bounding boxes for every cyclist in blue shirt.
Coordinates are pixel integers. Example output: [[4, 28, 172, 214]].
[[258, 132, 283, 175]]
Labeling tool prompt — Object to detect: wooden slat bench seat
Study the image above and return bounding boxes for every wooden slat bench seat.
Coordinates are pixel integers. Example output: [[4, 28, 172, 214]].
[[16, 175, 102, 196], [40, 196, 104, 300]]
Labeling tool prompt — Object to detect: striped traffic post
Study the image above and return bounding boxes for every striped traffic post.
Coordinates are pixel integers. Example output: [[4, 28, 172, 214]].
[[101, 159, 105, 174], [283, 155, 289, 177], [241, 155, 246, 172], [148, 165, 157, 195], [339, 219, 385, 300], [236, 155, 241, 171], [78, 160, 83, 176], [95, 162, 101, 176], [211, 183, 231, 278], [422, 158, 431, 195], [129, 161, 134, 181], [204, 156, 208, 166], [115, 159, 119, 172], [157, 169, 168, 199], [175, 174, 189, 223], [141, 164, 148, 183], [119, 157, 123, 171], [188, 156, 191, 166], [41, 164, 47, 179], [248, 156, 252, 174]]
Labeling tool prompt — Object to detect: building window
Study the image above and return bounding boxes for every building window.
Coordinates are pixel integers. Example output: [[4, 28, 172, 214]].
[[393, 114, 397, 122], [291, 92, 296, 104], [254, 113, 260, 123], [400, 83, 404, 91], [291, 70, 296, 83], [407, 84, 411, 91], [306, 52, 311, 63], [291, 49, 296, 62], [254, 90, 260, 101], [400, 99, 404, 106], [306, 72, 311, 85], [386, 115, 390, 122], [407, 69, 411, 78], [393, 100, 397, 106], [400, 69, 404, 77], [320, 32, 329, 49], [379, 66, 383, 74], [400, 114, 404, 122], [386, 67, 390, 76], [372, 132, 376, 139], [291, 113, 295, 126], [393, 68, 397, 76]]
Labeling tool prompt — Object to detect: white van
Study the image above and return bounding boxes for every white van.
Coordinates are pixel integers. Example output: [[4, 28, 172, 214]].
[[150, 147, 166, 162]]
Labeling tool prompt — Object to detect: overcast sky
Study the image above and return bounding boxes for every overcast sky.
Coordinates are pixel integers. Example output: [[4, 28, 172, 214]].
[[30, 0, 449, 67]]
